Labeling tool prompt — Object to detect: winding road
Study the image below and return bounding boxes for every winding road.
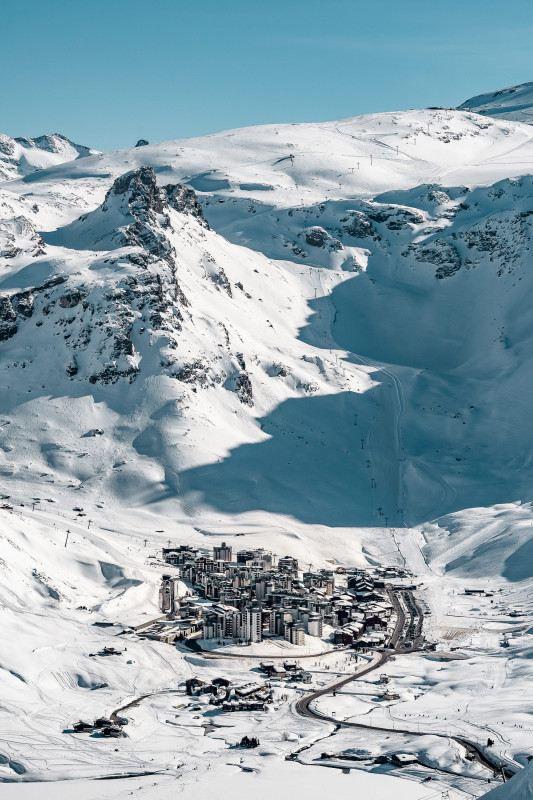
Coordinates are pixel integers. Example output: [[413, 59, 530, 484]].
[[109, 582, 516, 787], [294, 635, 514, 782]]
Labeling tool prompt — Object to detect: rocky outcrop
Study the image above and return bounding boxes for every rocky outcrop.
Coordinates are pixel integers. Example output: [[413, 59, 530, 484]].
[[410, 239, 462, 279], [164, 183, 209, 229], [0, 168, 221, 388], [110, 166, 166, 215], [304, 226, 343, 251], [59, 289, 83, 309], [236, 373, 253, 406], [11, 291, 34, 318], [341, 211, 377, 240], [0, 216, 45, 259], [0, 290, 35, 340], [0, 296, 17, 342]]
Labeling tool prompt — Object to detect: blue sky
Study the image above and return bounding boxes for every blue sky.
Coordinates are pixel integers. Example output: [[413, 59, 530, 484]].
[[2, 0, 532, 152]]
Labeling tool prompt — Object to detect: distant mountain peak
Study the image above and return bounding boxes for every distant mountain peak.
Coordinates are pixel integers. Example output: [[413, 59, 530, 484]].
[[458, 81, 533, 124], [14, 132, 97, 158], [0, 131, 99, 181]]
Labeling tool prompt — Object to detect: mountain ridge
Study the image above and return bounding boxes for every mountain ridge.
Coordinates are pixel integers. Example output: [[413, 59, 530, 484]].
[[458, 81, 533, 124]]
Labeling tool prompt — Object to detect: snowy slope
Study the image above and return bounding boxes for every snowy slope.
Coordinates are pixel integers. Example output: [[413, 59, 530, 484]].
[[3, 107, 533, 531], [2, 89, 533, 796], [459, 82, 533, 124], [484, 762, 533, 798]]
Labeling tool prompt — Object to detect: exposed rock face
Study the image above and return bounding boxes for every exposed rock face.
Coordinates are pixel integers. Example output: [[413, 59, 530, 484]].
[[0, 134, 16, 156], [176, 360, 210, 387], [11, 291, 34, 318], [411, 239, 462, 279], [305, 227, 328, 247], [111, 166, 165, 212], [0, 216, 45, 259], [341, 211, 377, 239], [0, 289, 39, 340], [164, 183, 209, 229], [236, 373, 253, 406], [0, 167, 244, 392], [304, 226, 342, 251], [59, 290, 82, 309], [101, 167, 208, 261], [214, 267, 232, 295], [0, 296, 17, 342], [135, 139, 149, 147]]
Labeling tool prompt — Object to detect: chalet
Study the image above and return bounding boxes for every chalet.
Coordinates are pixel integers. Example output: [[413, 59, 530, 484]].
[[101, 726, 123, 738], [222, 700, 265, 712], [94, 717, 112, 728], [391, 753, 418, 767], [268, 665, 287, 680], [199, 684, 218, 696], [73, 721, 93, 732], [235, 683, 264, 697], [186, 678, 205, 695], [364, 615, 388, 632], [212, 677, 231, 687], [334, 629, 354, 646], [342, 621, 364, 640], [382, 690, 400, 700], [283, 660, 298, 672]]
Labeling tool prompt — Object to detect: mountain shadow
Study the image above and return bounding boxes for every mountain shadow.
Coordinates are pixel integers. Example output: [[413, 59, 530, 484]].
[[179, 389, 392, 528]]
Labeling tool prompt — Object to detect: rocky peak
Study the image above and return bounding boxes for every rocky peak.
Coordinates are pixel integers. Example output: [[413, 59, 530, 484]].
[[0, 133, 16, 156], [163, 183, 209, 229], [104, 167, 208, 229], [109, 166, 166, 215], [14, 133, 97, 158], [95, 167, 174, 264]]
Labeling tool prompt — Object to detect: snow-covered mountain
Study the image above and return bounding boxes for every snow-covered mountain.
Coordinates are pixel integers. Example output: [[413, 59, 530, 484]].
[[2, 103, 533, 529], [3, 86, 533, 796], [458, 81, 533, 124], [0, 132, 98, 181]]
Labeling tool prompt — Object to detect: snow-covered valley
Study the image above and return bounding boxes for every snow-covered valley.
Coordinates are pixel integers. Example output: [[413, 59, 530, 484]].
[[2, 83, 533, 798]]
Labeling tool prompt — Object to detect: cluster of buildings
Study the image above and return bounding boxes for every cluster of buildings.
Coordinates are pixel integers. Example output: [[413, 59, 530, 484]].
[[260, 660, 312, 683], [71, 716, 127, 739], [144, 542, 403, 650], [185, 676, 273, 712]]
